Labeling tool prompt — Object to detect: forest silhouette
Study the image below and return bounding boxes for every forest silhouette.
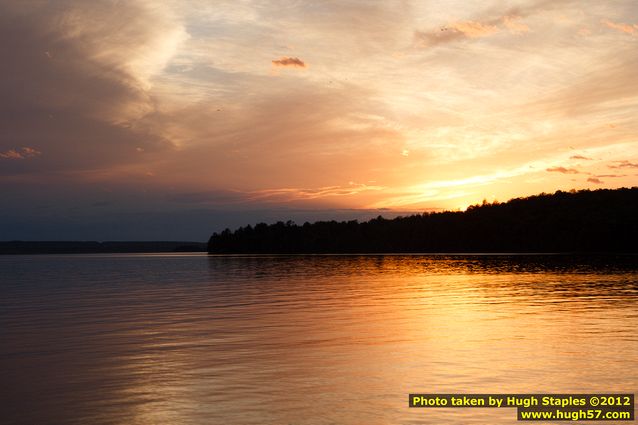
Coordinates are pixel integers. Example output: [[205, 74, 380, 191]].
[[208, 187, 638, 253]]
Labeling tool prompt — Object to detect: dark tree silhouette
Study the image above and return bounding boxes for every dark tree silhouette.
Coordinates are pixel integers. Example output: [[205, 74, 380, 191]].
[[208, 187, 638, 254]]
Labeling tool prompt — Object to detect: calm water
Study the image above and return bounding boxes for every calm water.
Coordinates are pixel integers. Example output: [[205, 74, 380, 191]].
[[1, 254, 637, 424]]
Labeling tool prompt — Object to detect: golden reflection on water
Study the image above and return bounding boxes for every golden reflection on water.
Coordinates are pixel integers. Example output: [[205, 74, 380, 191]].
[[1, 254, 637, 424]]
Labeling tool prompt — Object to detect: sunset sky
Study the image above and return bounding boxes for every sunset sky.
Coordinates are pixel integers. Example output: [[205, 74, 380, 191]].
[[1, 0, 638, 240]]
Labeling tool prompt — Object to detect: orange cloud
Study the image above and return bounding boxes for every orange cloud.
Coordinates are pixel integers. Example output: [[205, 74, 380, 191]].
[[587, 177, 603, 184], [450, 20, 500, 38], [272, 56, 307, 68], [602, 19, 638, 35], [0, 147, 41, 160], [415, 21, 498, 47], [415, 14, 530, 47], [546, 166, 581, 174]]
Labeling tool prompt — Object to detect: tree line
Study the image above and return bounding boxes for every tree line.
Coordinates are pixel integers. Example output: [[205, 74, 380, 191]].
[[208, 187, 638, 253]]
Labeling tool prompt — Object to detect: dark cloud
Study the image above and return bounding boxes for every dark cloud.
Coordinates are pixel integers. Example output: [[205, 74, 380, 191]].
[[272, 56, 306, 68], [595, 174, 626, 178], [0, 147, 41, 160], [587, 177, 603, 184], [546, 166, 581, 174], [0, 1, 180, 176]]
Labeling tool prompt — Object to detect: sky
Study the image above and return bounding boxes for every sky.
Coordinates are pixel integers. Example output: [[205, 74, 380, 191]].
[[1, 0, 638, 241]]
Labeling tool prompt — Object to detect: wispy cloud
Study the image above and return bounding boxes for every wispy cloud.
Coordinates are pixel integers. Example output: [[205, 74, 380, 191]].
[[602, 19, 638, 35], [170, 182, 384, 205], [503, 15, 530, 34], [608, 160, 638, 169], [272, 56, 306, 68], [414, 21, 499, 47], [570, 155, 592, 160], [414, 13, 530, 47], [0, 147, 41, 160], [254, 182, 384, 201]]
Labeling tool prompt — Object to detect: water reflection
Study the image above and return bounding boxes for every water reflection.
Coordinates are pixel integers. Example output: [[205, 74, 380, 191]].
[[1, 254, 637, 424]]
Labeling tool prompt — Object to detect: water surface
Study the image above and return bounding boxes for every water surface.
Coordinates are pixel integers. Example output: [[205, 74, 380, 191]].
[[1, 254, 637, 424]]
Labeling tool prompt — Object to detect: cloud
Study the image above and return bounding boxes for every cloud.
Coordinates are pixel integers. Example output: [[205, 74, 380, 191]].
[[3, 0, 638, 240], [503, 15, 530, 34], [577, 27, 592, 36], [608, 160, 638, 169], [450, 21, 500, 38], [253, 182, 385, 201], [587, 177, 603, 184], [413, 0, 585, 48], [602, 19, 638, 35], [595, 174, 626, 178], [0, 147, 41, 160], [154, 80, 408, 194], [522, 51, 638, 118], [170, 182, 385, 206], [272, 56, 306, 68], [569, 155, 592, 160], [0, 1, 186, 176], [414, 10, 534, 47], [546, 166, 581, 174], [415, 21, 500, 47]]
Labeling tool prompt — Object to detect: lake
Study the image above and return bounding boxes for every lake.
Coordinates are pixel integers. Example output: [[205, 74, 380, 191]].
[[1, 254, 637, 424]]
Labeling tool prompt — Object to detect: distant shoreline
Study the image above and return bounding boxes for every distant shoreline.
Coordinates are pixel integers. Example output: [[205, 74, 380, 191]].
[[0, 241, 206, 255]]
